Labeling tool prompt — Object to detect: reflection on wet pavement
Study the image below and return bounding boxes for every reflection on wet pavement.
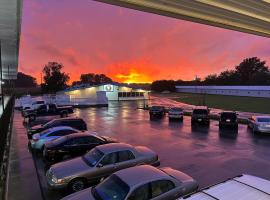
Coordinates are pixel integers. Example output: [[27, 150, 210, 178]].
[[11, 100, 270, 200]]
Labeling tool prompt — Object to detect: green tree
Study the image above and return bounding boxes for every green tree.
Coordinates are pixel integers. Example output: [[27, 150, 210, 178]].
[[80, 73, 112, 85], [41, 62, 70, 93], [235, 57, 269, 85]]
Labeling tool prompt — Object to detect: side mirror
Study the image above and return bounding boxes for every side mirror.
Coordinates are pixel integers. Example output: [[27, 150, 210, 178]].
[[97, 163, 103, 168]]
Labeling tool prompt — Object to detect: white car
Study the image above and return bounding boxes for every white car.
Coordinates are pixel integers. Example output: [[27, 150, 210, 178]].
[[168, 107, 184, 120], [248, 116, 270, 134]]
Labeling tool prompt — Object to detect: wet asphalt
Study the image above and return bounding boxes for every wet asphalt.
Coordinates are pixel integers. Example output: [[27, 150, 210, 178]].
[[11, 100, 270, 200]]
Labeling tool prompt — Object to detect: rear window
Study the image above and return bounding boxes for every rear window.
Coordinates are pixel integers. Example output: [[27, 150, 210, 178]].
[[193, 109, 208, 115], [151, 106, 164, 110], [171, 108, 183, 112], [257, 118, 270, 122], [221, 112, 237, 119]]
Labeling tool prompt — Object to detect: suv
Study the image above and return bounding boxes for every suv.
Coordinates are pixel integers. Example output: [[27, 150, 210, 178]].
[[149, 106, 166, 119], [191, 106, 210, 126], [27, 117, 87, 139], [219, 111, 238, 129], [168, 107, 184, 121]]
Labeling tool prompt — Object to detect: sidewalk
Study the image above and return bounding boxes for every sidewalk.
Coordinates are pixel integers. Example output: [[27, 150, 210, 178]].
[[6, 111, 43, 200]]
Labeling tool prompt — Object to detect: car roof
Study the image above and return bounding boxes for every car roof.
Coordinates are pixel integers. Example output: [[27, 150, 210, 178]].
[[51, 117, 83, 122], [115, 165, 170, 187], [221, 111, 236, 114], [65, 132, 103, 140], [194, 106, 208, 110], [46, 126, 77, 132], [96, 143, 134, 154]]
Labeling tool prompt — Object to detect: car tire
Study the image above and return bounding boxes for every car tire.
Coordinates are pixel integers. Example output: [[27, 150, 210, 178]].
[[68, 178, 86, 193]]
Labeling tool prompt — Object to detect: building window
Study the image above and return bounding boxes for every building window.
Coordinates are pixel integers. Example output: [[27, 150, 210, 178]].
[[118, 92, 123, 97], [140, 92, 144, 97], [131, 92, 136, 97]]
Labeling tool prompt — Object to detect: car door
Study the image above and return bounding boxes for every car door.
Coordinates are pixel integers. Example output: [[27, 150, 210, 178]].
[[117, 150, 137, 171], [151, 180, 177, 200], [93, 152, 118, 179], [127, 183, 151, 200]]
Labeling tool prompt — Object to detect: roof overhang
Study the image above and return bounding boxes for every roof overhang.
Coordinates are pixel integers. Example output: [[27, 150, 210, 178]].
[[0, 0, 22, 80], [96, 0, 270, 38]]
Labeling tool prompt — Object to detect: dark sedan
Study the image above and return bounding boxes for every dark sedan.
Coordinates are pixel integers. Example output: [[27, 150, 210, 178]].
[[27, 117, 87, 139], [43, 132, 117, 163]]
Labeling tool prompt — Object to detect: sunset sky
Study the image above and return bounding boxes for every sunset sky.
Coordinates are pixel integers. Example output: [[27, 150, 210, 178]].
[[19, 0, 270, 84]]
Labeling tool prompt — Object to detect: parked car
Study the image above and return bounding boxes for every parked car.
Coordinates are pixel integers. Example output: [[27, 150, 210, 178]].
[[23, 103, 73, 121], [30, 126, 79, 151], [46, 143, 160, 192], [61, 165, 198, 200], [168, 107, 184, 120], [27, 117, 87, 139], [248, 116, 270, 134], [149, 106, 166, 119], [191, 106, 210, 126], [43, 133, 118, 163], [219, 111, 238, 129], [22, 100, 46, 111]]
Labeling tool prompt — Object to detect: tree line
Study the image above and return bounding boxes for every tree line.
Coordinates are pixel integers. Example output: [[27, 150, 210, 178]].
[[151, 57, 270, 92]]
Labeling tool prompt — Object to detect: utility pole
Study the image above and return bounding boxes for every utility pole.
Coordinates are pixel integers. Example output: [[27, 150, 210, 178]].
[[0, 40, 5, 111]]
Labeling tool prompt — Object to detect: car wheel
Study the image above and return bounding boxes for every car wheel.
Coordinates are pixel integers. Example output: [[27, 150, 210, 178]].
[[69, 178, 86, 193]]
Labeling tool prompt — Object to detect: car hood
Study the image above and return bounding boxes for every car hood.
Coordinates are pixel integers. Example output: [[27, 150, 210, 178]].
[[30, 124, 43, 131], [50, 157, 91, 178], [61, 188, 94, 200]]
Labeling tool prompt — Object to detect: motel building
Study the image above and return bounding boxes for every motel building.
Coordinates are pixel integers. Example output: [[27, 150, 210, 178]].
[[61, 83, 149, 102]]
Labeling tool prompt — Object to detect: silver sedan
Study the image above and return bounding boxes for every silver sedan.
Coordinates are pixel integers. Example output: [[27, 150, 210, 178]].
[[46, 143, 160, 193], [61, 165, 198, 200], [248, 116, 270, 134]]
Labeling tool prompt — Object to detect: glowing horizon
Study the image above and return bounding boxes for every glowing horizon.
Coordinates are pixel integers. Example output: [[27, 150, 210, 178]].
[[19, 0, 270, 84]]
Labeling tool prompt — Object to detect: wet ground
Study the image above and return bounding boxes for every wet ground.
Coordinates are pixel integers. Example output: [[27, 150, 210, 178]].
[[8, 100, 270, 200]]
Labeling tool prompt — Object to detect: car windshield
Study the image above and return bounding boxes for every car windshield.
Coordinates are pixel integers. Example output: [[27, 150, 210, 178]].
[[42, 119, 58, 127], [52, 136, 67, 145], [83, 148, 104, 167], [221, 113, 236, 119], [257, 118, 270, 122], [40, 129, 51, 136], [151, 106, 164, 110], [92, 175, 130, 200], [193, 109, 208, 115], [171, 108, 183, 112]]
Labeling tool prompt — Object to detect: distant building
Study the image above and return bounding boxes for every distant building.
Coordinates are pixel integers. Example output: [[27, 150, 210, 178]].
[[61, 83, 149, 101], [176, 86, 270, 98]]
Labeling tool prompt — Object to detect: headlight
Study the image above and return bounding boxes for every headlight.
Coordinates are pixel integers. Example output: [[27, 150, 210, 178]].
[[51, 175, 65, 184]]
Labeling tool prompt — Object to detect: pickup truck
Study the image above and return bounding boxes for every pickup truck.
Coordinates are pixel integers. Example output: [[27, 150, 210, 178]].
[[22, 103, 73, 121]]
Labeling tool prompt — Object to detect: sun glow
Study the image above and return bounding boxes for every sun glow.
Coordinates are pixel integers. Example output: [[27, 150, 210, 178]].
[[115, 72, 152, 84]]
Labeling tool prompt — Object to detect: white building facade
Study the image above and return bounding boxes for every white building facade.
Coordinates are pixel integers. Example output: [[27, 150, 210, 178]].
[[62, 83, 149, 101], [176, 86, 270, 98]]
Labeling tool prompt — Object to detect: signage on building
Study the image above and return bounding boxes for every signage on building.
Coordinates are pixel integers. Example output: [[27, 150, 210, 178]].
[[104, 84, 114, 92]]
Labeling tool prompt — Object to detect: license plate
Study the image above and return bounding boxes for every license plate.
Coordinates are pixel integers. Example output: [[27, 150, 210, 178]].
[[198, 119, 202, 121], [226, 119, 231, 122]]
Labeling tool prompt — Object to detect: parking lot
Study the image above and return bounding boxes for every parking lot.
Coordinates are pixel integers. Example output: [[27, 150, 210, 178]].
[[9, 100, 270, 200]]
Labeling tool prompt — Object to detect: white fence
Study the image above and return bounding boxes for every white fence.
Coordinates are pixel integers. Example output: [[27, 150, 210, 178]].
[[176, 86, 270, 98]]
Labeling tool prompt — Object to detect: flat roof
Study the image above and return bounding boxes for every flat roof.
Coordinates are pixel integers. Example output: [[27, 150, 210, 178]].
[[179, 174, 270, 200], [0, 0, 22, 79]]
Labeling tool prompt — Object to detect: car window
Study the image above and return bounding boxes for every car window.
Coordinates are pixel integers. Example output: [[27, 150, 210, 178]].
[[48, 129, 76, 137], [118, 150, 135, 162], [128, 184, 150, 200], [151, 180, 175, 198], [66, 137, 99, 145], [100, 152, 118, 165]]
